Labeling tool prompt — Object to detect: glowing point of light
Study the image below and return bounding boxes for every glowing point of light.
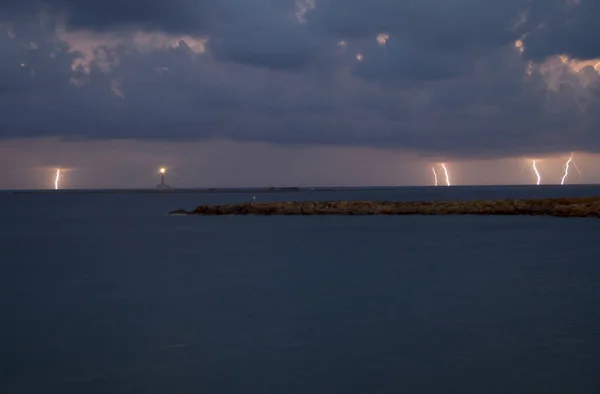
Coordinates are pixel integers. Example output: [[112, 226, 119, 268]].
[[526, 62, 534, 75], [560, 155, 573, 185], [515, 40, 524, 53], [431, 167, 438, 186], [532, 160, 541, 185], [376, 33, 389, 46], [160, 168, 166, 174], [356, 53, 363, 61], [441, 163, 451, 186], [54, 169, 61, 190]]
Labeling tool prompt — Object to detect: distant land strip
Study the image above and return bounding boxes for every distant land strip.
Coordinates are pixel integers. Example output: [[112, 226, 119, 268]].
[[3, 186, 400, 195], [170, 197, 600, 218], [4, 187, 312, 194], [3, 184, 600, 195]]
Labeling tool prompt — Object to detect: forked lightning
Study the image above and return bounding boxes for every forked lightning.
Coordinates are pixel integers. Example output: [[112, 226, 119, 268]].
[[561, 153, 581, 185], [561, 155, 572, 185]]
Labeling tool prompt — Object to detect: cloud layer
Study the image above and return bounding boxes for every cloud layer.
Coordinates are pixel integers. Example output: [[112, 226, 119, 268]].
[[1, 0, 600, 159]]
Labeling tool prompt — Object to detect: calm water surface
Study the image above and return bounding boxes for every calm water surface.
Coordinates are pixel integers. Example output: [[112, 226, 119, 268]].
[[1, 186, 600, 393]]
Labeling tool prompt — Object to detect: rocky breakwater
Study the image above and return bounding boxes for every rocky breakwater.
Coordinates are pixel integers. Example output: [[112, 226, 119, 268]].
[[170, 196, 600, 218]]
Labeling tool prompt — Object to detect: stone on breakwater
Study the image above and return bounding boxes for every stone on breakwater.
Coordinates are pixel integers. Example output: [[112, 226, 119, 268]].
[[169, 196, 600, 218]]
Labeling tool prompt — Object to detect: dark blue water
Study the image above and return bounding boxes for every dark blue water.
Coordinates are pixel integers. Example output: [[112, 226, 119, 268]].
[[2, 186, 600, 394]]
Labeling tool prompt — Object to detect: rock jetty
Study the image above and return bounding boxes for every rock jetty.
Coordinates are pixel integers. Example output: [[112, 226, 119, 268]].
[[170, 196, 600, 218]]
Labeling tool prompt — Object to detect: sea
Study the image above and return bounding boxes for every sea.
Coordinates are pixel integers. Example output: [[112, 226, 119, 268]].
[[1, 185, 600, 394]]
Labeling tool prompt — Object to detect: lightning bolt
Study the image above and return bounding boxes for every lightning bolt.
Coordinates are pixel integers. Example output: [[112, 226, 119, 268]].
[[532, 160, 541, 185], [441, 163, 451, 186], [54, 168, 61, 190], [572, 161, 581, 176], [431, 166, 438, 186], [561, 154, 573, 185]]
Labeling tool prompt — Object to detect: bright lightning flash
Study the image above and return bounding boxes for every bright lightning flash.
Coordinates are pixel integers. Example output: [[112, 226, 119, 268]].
[[561, 155, 573, 185], [432, 167, 438, 186], [54, 168, 61, 190], [532, 160, 541, 185], [441, 163, 451, 186]]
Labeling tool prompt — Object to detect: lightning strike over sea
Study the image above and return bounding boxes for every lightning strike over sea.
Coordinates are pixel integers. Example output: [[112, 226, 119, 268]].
[[441, 164, 451, 186], [54, 168, 61, 190], [432, 167, 438, 186], [561, 153, 582, 185], [532, 160, 541, 185], [561, 155, 573, 185]]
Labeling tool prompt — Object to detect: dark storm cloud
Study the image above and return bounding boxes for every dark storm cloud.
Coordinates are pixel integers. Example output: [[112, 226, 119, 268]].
[[351, 37, 470, 85], [306, 0, 526, 46], [0, 0, 215, 33], [521, 0, 600, 61], [1, 0, 600, 159], [1, 0, 320, 71], [209, 16, 319, 70]]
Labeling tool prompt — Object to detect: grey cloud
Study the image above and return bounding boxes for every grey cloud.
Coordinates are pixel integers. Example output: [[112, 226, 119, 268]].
[[522, 0, 600, 61], [305, 0, 527, 85], [1, 1, 600, 160], [352, 37, 471, 86], [2, 0, 315, 72], [209, 19, 319, 70], [1, 0, 215, 33], [306, 0, 526, 46]]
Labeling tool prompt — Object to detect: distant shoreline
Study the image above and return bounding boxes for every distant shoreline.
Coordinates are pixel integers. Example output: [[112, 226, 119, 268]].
[[2, 186, 380, 194], [170, 196, 600, 218], [3, 184, 600, 195]]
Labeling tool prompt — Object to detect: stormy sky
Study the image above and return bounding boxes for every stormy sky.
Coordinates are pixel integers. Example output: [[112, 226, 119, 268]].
[[1, 0, 600, 188]]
